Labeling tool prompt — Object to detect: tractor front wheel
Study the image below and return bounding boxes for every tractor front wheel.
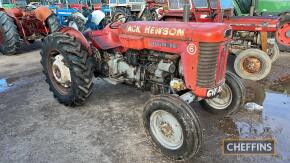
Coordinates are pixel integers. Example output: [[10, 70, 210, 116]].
[[143, 94, 202, 161], [41, 32, 94, 106], [200, 71, 245, 116], [0, 11, 20, 55], [234, 48, 272, 81]]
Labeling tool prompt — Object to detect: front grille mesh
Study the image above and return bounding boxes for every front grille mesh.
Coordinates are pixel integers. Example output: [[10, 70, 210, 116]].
[[197, 42, 220, 87]]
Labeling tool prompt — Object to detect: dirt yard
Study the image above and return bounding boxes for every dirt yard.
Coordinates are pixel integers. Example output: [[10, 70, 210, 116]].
[[0, 42, 290, 163]]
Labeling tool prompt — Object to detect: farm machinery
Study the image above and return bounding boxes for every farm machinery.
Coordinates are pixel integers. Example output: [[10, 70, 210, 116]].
[[144, 0, 282, 81], [54, 0, 110, 30], [0, 6, 59, 55], [232, 0, 290, 52], [109, 0, 164, 22], [109, 0, 146, 21], [41, 8, 246, 160], [90, 0, 110, 14]]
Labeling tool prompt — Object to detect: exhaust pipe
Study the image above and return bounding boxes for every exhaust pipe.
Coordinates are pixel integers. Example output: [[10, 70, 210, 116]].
[[183, 3, 190, 22]]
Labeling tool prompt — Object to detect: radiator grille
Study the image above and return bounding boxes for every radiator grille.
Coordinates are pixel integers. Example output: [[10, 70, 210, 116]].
[[197, 42, 220, 87]]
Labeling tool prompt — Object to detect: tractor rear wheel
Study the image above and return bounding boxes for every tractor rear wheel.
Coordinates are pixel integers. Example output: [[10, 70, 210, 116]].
[[276, 15, 290, 52], [46, 14, 60, 33], [200, 71, 245, 116], [41, 32, 94, 106], [112, 7, 132, 23], [0, 11, 20, 55], [234, 48, 272, 81], [143, 94, 202, 161]]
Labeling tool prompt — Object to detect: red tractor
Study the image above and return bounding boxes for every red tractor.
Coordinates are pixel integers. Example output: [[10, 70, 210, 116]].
[[40, 15, 245, 160], [0, 6, 59, 55], [145, 0, 281, 81]]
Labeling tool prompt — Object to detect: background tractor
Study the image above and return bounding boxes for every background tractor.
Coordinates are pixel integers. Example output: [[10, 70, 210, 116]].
[[109, 0, 146, 22], [54, 0, 82, 26], [89, 0, 110, 15], [0, 6, 59, 55], [232, 0, 290, 52], [40, 14, 245, 161], [149, 0, 281, 81], [54, 0, 109, 27]]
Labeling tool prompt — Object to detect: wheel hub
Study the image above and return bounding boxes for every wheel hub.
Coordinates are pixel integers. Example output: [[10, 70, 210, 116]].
[[204, 84, 233, 110], [150, 110, 183, 150], [277, 23, 290, 44], [242, 57, 262, 74], [160, 122, 173, 138], [52, 54, 71, 87]]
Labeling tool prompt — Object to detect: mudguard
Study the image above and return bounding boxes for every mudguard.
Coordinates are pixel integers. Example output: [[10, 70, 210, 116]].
[[34, 6, 53, 22], [58, 27, 92, 54]]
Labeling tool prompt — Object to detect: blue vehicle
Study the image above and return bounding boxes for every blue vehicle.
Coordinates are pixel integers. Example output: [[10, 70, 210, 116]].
[[53, 0, 80, 26], [53, 0, 110, 27], [56, 8, 78, 26]]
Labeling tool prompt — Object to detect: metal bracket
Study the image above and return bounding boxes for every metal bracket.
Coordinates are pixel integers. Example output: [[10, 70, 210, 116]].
[[179, 91, 196, 104]]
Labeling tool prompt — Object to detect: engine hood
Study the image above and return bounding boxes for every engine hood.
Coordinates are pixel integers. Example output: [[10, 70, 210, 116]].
[[119, 21, 232, 42]]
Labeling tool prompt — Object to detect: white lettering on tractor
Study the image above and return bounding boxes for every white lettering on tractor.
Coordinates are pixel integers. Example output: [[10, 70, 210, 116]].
[[127, 25, 184, 37], [206, 85, 223, 97], [127, 25, 141, 33]]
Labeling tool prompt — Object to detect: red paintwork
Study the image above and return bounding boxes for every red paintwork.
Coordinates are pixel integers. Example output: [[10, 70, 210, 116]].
[[224, 17, 278, 32], [86, 21, 231, 97], [276, 22, 290, 46], [34, 6, 53, 22], [93, 4, 102, 10], [70, 4, 89, 11]]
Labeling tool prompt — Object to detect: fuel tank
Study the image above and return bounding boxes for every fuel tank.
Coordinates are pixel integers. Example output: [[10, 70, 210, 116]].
[[118, 21, 232, 43]]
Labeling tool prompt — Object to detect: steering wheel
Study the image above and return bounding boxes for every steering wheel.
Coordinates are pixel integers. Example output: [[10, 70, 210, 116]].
[[109, 16, 128, 29]]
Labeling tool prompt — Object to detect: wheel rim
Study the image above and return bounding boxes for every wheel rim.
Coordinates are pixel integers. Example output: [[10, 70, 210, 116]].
[[277, 22, 290, 45], [150, 110, 184, 150], [240, 56, 262, 75], [205, 84, 232, 110], [48, 50, 71, 95]]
